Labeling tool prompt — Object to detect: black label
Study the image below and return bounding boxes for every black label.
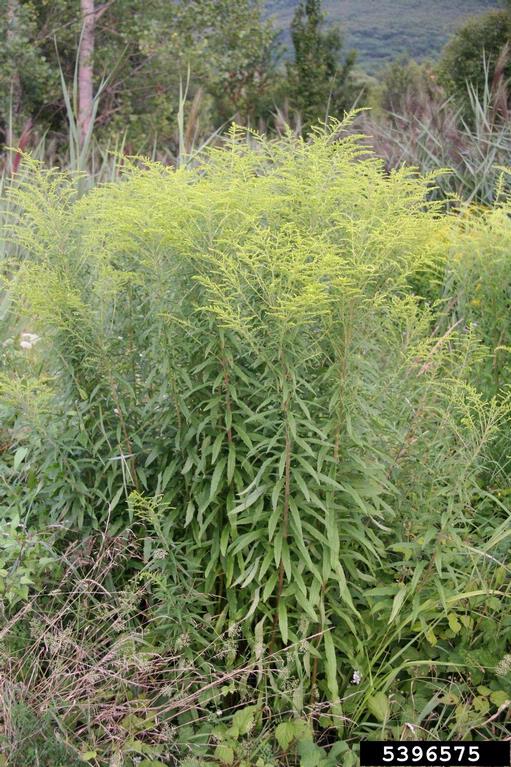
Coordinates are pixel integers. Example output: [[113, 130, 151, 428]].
[[360, 741, 510, 767]]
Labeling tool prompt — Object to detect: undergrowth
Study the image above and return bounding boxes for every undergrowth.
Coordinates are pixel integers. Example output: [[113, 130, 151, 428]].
[[0, 120, 510, 765]]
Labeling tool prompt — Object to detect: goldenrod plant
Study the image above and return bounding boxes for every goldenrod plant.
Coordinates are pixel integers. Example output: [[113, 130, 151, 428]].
[[1, 121, 510, 763]]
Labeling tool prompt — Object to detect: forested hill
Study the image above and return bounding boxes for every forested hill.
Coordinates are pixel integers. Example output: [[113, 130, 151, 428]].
[[266, 0, 505, 70]]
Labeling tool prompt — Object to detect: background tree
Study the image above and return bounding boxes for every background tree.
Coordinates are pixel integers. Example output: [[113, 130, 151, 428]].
[[438, 9, 511, 117], [0, 0, 278, 153], [0, 0, 56, 148], [287, 0, 359, 129], [196, 0, 280, 128], [78, 0, 95, 147], [377, 55, 438, 116]]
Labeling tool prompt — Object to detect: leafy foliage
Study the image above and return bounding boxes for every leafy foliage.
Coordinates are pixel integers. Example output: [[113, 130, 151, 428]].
[[3, 705, 83, 767]]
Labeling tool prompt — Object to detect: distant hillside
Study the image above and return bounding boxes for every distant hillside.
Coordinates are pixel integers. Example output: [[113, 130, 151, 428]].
[[266, 0, 505, 71]]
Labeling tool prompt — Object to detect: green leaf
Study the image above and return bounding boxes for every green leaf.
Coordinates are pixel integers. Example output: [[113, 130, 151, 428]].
[[273, 530, 283, 568], [278, 599, 288, 644], [472, 696, 489, 714], [230, 529, 263, 556], [232, 705, 258, 736], [490, 690, 510, 707], [288, 496, 304, 539], [13, 446, 28, 471], [281, 540, 292, 581], [230, 485, 266, 515], [326, 507, 339, 568], [271, 478, 284, 511], [316, 472, 344, 492], [388, 586, 407, 624], [447, 612, 461, 634], [294, 586, 318, 622], [262, 571, 278, 601], [292, 468, 310, 502], [297, 740, 324, 767], [275, 721, 295, 751], [293, 680, 304, 715], [367, 692, 390, 722], [227, 442, 236, 483], [268, 504, 281, 540], [181, 455, 194, 475], [323, 630, 339, 701], [210, 457, 227, 500], [214, 745, 235, 765], [185, 500, 195, 526], [334, 563, 358, 615], [233, 423, 253, 449], [212, 433, 224, 463], [245, 587, 261, 619], [255, 617, 265, 661], [220, 525, 230, 556], [145, 448, 159, 467]]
